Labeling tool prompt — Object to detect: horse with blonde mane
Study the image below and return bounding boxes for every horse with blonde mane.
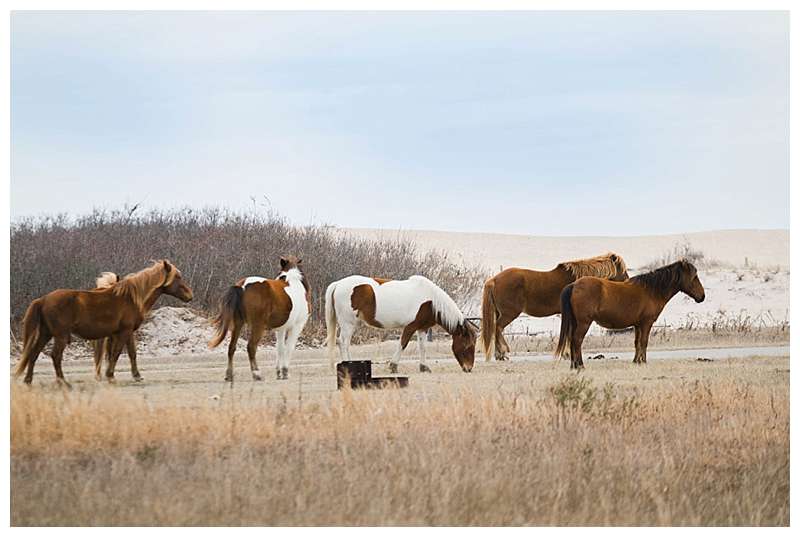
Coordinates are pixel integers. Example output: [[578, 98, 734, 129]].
[[91, 269, 181, 382], [481, 253, 629, 361], [13, 260, 193, 387], [555, 260, 705, 369], [325, 275, 478, 373], [209, 256, 310, 381]]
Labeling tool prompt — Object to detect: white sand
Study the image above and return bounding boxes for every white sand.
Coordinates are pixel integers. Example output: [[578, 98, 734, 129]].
[[340, 228, 788, 272]]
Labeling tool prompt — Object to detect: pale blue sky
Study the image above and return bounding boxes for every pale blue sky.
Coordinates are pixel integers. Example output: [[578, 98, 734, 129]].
[[11, 11, 789, 235]]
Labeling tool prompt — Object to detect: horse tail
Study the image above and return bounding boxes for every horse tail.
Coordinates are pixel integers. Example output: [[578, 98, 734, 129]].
[[208, 285, 245, 348], [555, 284, 576, 359], [480, 278, 498, 361], [14, 299, 44, 378], [325, 281, 338, 368]]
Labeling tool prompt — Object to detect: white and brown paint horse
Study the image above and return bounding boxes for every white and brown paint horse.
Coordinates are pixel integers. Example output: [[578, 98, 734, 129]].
[[325, 275, 477, 373], [209, 256, 310, 381]]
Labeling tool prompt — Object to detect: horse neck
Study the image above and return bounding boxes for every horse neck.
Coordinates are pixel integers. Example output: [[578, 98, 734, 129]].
[[142, 287, 164, 312], [650, 282, 681, 306]]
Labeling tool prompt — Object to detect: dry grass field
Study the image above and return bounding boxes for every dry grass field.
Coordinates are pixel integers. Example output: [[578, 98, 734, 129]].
[[10, 348, 789, 526]]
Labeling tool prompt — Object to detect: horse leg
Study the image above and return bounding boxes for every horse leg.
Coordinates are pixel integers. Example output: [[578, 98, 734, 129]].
[[105, 332, 129, 382], [225, 320, 243, 382], [339, 322, 355, 362], [389, 329, 411, 374], [570, 321, 590, 370], [280, 325, 302, 380], [638, 321, 653, 364], [495, 310, 519, 361], [23, 330, 51, 385], [50, 336, 71, 389], [247, 321, 266, 381], [416, 330, 431, 373], [127, 336, 142, 381], [633, 325, 642, 364], [92, 339, 105, 381], [274, 329, 287, 380]]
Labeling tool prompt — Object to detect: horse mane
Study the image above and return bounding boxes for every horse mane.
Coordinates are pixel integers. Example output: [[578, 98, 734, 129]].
[[410, 275, 465, 333], [557, 252, 627, 279], [629, 261, 686, 294], [95, 272, 119, 289], [112, 260, 177, 312]]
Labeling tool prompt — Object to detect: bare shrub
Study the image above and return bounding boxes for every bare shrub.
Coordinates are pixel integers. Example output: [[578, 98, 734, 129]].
[[10, 207, 488, 344], [641, 238, 720, 271]]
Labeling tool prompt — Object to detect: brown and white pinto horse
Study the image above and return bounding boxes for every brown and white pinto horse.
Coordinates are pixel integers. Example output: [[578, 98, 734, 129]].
[[555, 260, 705, 369], [481, 253, 628, 361], [13, 260, 193, 387], [325, 275, 478, 373], [209, 256, 310, 381]]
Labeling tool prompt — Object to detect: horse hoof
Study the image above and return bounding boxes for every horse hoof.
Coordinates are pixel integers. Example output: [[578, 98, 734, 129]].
[[224, 375, 233, 382], [388, 363, 399, 374], [419, 364, 432, 373], [133, 376, 143, 382], [276, 367, 289, 380], [252, 372, 263, 381], [57, 380, 73, 390]]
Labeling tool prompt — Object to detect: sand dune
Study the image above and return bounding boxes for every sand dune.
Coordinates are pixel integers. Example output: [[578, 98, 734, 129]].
[[341, 228, 789, 272]]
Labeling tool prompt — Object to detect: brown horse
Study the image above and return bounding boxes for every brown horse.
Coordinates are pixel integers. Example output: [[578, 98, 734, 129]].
[[90, 269, 177, 382], [13, 260, 193, 386], [209, 256, 310, 381], [481, 253, 629, 361], [555, 260, 705, 369]]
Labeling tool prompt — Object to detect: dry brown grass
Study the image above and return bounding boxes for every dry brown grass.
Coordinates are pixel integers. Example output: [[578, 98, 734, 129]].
[[499, 326, 789, 356], [10, 354, 788, 526]]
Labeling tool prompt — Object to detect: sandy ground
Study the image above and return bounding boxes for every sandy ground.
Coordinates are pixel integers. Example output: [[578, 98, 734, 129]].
[[341, 227, 789, 272], [20, 344, 789, 410]]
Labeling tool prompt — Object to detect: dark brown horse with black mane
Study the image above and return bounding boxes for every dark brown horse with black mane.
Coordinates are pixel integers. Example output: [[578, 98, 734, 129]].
[[481, 253, 629, 361], [555, 260, 705, 369], [13, 260, 193, 386]]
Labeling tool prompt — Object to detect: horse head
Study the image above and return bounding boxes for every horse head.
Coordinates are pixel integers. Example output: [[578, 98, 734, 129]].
[[161, 260, 193, 302], [452, 320, 478, 372], [678, 260, 705, 303], [609, 253, 630, 281]]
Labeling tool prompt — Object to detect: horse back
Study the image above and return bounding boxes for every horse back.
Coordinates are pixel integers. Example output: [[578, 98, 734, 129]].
[[242, 280, 293, 328], [38, 287, 137, 338]]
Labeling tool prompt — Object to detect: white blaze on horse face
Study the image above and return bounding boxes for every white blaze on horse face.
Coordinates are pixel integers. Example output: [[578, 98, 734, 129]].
[[241, 276, 267, 288]]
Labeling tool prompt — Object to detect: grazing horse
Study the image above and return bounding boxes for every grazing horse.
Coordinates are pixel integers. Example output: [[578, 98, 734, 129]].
[[13, 260, 193, 387], [481, 253, 629, 361], [209, 256, 310, 381], [325, 275, 478, 373], [555, 260, 705, 369]]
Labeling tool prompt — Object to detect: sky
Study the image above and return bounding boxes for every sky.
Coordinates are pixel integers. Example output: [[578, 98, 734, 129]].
[[10, 11, 789, 236]]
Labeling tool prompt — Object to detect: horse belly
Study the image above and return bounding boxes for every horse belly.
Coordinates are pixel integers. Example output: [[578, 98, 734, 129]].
[[593, 306, 638, 330]]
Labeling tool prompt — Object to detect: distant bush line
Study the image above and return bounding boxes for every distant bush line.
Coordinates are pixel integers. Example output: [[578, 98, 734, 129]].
[[10, 207, 488, 340]]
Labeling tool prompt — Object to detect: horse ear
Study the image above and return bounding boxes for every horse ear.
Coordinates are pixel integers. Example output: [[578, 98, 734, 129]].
[[163, 260, 172, 273], [297, 258, 302, 265], [280, 257, 288, 269]]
